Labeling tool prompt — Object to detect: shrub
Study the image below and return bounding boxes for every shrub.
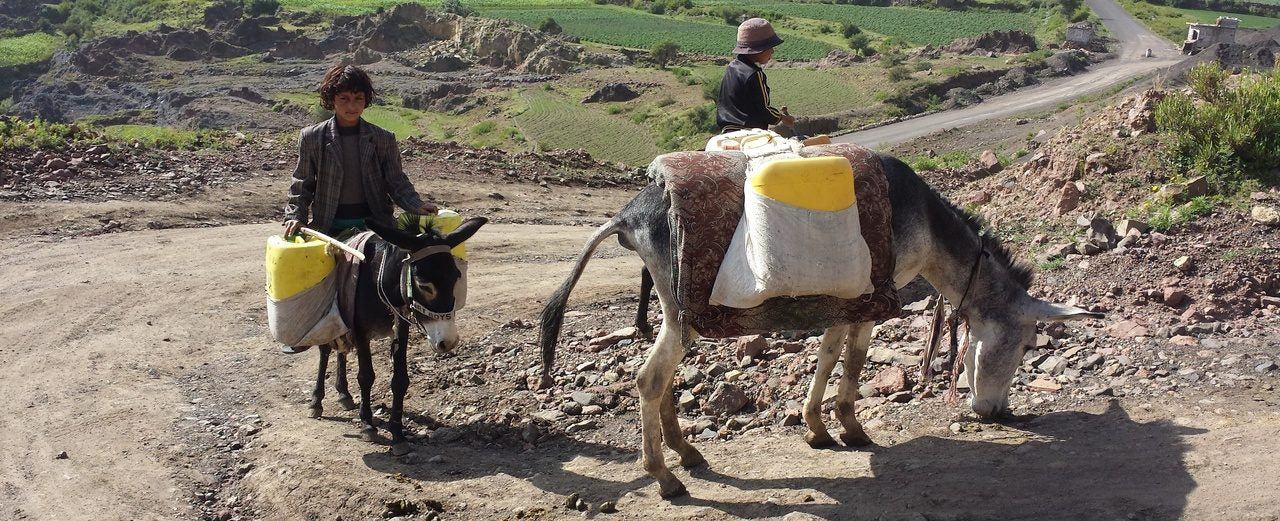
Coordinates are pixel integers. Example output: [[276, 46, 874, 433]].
[[440, 0, 474, 17], [887, 65, 911, 82], [655, 103, 716, 150], [841, 22, 861, 38], [1154, 63, 1280, 194], [846, 33, 872, 55], [472, 120, 497, 135], [246, 0, 279, 17], [651, 41, 680, 68], [539, 17, 562, 35], [701, 75, 722, 101]]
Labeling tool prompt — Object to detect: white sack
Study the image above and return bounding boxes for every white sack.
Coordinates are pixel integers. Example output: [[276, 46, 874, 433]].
[[267, 269, 348, 347]]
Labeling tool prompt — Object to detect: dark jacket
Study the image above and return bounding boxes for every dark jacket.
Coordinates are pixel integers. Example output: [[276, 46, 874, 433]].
[[284, 117, 425, 232], [716, 56, 783, 132]]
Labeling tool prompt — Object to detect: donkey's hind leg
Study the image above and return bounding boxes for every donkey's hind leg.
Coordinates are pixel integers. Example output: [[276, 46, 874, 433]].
[[803, 325, 850, 448], [835, 322, 874, 447], [334, 349, 357, 411], [634, 267, 655, 339], [309, 344, 332, 418], [636, 301, 691, 498]]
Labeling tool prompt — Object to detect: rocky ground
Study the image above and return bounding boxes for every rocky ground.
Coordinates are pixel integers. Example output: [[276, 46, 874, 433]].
[[1, 88, 1279, 520]]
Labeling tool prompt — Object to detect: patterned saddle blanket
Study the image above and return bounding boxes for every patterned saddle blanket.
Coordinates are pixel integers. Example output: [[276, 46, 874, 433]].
[[649, 143, 900, 338]]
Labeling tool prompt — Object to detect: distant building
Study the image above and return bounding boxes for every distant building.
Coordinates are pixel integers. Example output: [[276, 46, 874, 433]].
[[1066, 22, 1096, 48], [1184, 16, 1240, 55]]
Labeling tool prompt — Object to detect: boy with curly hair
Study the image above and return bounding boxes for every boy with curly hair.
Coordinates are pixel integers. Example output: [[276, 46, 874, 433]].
[[283, 64, 437, 238]]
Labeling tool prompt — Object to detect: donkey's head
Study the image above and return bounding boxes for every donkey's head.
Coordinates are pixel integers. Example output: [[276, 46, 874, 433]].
[[966, 296, 1102, 419], [367, 217, 487, 353]]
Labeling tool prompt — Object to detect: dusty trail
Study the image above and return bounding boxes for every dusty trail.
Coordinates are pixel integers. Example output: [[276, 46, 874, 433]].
[[1, 216, 1278, 520], [836, 0, 1184, 148]]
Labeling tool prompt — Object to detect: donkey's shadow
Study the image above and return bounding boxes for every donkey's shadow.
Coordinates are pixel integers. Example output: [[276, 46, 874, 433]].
[[363, 401, 1203, 520]]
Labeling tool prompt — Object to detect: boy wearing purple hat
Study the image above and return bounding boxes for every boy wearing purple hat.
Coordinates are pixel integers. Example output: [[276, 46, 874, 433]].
[[715, 18, 796, 132]]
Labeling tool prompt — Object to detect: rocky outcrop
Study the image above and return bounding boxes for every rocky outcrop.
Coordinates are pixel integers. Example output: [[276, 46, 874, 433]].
[[944, 30, 1037, 55], [582, 83, 640, 103], [402, 82, 480, 113]]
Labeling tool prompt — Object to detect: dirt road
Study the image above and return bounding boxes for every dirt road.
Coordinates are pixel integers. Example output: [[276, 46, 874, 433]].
[[2, 211, 1278, 520], [836, 0, 1184, 148]]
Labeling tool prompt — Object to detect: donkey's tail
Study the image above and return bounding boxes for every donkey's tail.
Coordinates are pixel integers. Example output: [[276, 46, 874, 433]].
[[538, 219, 623, 388]]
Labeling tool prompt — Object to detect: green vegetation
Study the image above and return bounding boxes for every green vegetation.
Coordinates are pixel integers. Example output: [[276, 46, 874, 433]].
[[654, 103, 715, 151], [0, 32, 63, 67], [479, 5, 835, 58], [907, 150, 975, 171], [651, 41, 680, 67], [1119, 0, 1280, 42], [738, 3, 1037, 46], [1154, 63, 1280, 195], [513, 88, 663, 165], [99, 124, 231, 149], [1129, 196, 1219, 232], [0, 117, 96, 150], [1037, 257, 1066, 271]]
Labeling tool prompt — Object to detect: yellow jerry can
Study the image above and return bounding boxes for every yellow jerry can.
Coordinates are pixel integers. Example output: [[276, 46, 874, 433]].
[[749, 156, 855, 212], [265, 235, 335, 300], [397, 209, 468, 260]]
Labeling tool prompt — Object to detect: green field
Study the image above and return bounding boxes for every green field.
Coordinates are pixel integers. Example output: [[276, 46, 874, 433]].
[[514, 88, 663, 165], [0, 33, 64, 67], [480, 5, 835, 58], [1121, 0, 1280, 41], [747, 3, 1039, 46]]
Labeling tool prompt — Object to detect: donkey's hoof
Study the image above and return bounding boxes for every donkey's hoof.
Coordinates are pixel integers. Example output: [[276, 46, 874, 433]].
[[659, 481, 688, 499], [840, 430, 873, 447], [308, 406, 323, 419], [679, 450, 706, 469], [337, 396, 358, 411], [390, 442, 414, 456], [360, 426, 378, 442], [805, 431, 837, 449]]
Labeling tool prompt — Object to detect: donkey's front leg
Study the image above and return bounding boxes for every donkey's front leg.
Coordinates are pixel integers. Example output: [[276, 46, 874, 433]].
[[387, 318, 412, 455], [636, 315, 689, 498], [803, 325, 849, 448], [355, 332, 378, 442], [334, 350, 357, 411], [309, 344, 332, 418], [834, 322, 874, 447]]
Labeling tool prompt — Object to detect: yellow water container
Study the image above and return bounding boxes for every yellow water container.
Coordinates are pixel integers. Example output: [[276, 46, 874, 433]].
[[397, 209, 468, 260], [750, 156, 855, 212], [265, 235, 335, 300]]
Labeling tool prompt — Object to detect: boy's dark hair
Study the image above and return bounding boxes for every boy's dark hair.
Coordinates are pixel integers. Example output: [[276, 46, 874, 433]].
[[319, 64, 376, 110]]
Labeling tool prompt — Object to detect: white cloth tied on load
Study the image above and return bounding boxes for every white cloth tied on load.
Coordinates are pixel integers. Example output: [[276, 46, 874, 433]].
[[706, 129, 874, 309]]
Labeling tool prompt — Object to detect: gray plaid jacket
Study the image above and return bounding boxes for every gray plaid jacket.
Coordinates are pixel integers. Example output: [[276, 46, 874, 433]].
[[283, 117, 425, 232]]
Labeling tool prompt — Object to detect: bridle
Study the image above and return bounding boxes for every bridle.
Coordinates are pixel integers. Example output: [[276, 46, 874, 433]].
[[922, 248, 988, 402], [375, 243, 456, 336]]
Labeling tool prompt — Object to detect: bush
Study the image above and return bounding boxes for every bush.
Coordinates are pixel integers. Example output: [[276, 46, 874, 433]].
[[440, 0, 474, 17], [651, 41, 680, 68], [0, 117, 96, 150], [656, 103, 716, 150], [538, 17, 562, 34], [887, 65, 911, 82], [846, 33, 872, 56], [245, 0, 279, 17], [472, 120, 497, 135], [1154, 63, 1280, 194], [701, 75, 722, 101], [841, 22, 861, 38]]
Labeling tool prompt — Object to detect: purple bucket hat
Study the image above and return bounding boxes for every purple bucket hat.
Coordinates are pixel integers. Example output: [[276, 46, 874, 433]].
[[733, 18, 784, 54]]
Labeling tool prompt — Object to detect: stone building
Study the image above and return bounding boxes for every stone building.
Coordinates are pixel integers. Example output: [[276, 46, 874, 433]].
[[1184, 16, 1240, 55], [1066, 22, 1096, 48]]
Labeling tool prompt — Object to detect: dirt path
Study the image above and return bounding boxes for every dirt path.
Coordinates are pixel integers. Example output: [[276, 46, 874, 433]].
[[1, 215, 1278, 520], [836, 0, 1183, 148]]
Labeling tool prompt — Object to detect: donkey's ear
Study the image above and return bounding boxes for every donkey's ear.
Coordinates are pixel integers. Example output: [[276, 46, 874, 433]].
[[366, 218, 420, 250], [1026, 299, 1105, 322], [442, 217, 487, 248]]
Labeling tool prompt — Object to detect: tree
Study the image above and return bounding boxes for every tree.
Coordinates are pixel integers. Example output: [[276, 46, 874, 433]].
[[651, 41, 680, 68], [841, 22, 861, 38], [538, 17, 562, 34], [846, 33, 873, 56]]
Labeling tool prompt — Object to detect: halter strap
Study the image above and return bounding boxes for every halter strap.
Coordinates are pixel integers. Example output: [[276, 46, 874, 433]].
[[406, 244, 452, 263]]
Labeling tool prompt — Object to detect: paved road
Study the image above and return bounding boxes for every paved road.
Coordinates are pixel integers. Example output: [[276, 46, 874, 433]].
[[834, 0, 1184, 148]]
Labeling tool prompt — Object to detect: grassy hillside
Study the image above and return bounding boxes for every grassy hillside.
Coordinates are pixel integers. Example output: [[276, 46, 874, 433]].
[[1119, 0, 1280, 41], [0, 33, 63, 67], [513, 87, 664, 166]]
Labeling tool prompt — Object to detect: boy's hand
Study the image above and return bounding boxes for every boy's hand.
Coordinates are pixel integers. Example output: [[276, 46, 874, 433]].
[[283, 220, 302, 237], [780, 114, 797, 127], [415, 202, 439, 214]]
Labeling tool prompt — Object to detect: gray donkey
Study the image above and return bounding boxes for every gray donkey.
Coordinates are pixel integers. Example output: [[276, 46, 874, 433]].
[[310, 217, 486, 455], [539, 154, 1101, 497]]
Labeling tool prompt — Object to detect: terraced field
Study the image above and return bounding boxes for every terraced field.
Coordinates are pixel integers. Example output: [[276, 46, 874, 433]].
[[0, 32, 65, 67], [747, 3, 1040, 45], [514, 88, 663, 166], [479, 5, 835, 58]]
